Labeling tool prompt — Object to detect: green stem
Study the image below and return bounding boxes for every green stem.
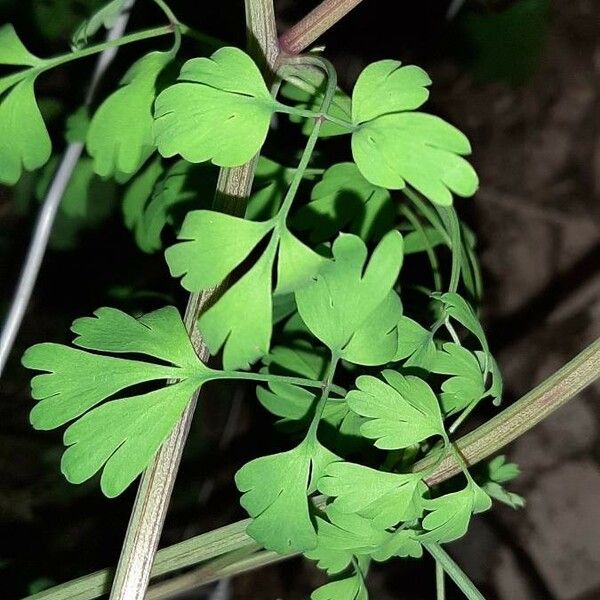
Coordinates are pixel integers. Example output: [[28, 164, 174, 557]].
[[43, 26, 173, 71], [179, 23, 223, 48], [444, 207, 462, 294], [400, 205, 443, 291], [448, 399, 479, 435], [435, 558, 446, 600], [418, 337, 600, 485], [276, 56, 340, 220], [275, 103, 355, 131], [403, 189, 452, 246], [307, 355, 339, 441], [444, 317, 461, 345], [425, 544, 486, 600], [219, 369, 345, 397], [151, 0, 181, 53]]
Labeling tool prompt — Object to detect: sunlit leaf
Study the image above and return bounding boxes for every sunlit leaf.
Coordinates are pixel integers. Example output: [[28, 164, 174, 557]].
[[296, 232, 403, 364], [0, 24, 42, 66], [87, 51, 169, 177], [0, 77, 51, 185], [22, 306, 214, 496], [155, 47, 276, 166], [346, 370, 445, 449], [235, 438, 338, 553], [351, 60, 478, 205], [319, 461, 426, 527], [165, 209, 273, 292], [420, 481, 491, 543]]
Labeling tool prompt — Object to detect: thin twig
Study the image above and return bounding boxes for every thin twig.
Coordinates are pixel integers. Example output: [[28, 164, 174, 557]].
[[0, 0, 136, 378]]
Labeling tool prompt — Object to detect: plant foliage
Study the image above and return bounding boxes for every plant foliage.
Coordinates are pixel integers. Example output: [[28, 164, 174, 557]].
[[12, 4, 519, 596]]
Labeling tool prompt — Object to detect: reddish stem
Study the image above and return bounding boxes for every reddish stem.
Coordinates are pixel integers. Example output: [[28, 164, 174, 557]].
[[279, 0, 366, 55]]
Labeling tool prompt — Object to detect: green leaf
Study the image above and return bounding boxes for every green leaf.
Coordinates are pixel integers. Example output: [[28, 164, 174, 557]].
[[235, 439, 338, 554], [198, 243, 276, 370], [433, 292, 488, 354], [312, 572, 368, 600], [318, 461, 426, 528], [22, 306, 214, 497], [165, 209, 273, 292], [0, 77, 51, 185], [394, 316, 437, 368], [350, 60, 478, 205], [65, 105, 91, 143], [483, 482, 525, 510], [294, 162, 394, 243], [476, 350, 503, 403], [296, 232, 403, 364], [72, 0, 128, 48], [155, 47, 276, 166], [305, 506, 389, 574], [420, 482, 491, 543], [62, 378, 198, 497], [257, 380, 318, 421], [33, 156, 116, 249], [432, 343, 485, 415], [122, 157, 165, 250], [352, 60, 431, 124], [131, 161, 218, 253], [487, 455, 520, 484], [276, 228, 326, 295], [347, 370, 445, 450], [256, 341, 325, 419], [370, 529, 423, 560], [87, 51, 169, 177], [0, 24, 41, 66], [352, 114, 478, 206]]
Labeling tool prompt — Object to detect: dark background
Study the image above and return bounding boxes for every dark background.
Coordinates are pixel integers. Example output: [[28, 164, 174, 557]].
[[1, 0, 599, 598]]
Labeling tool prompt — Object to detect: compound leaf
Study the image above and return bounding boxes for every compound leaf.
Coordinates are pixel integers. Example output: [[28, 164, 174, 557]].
[[0, 24, 41, 66], [318, 461, 426, 528], [352, 60, 431, 124], [294, 162, 394, 243], [305, 507, 388, 574], [235, 439, 338, 554], [347, 370, 445, 450], [350, 60, 477, 205], [87, 51, 169, 177], [420, 481, 491, 543], [22, 306, 214, 497], [0, 77, 51, 185], [432, 343, 485, 415], [155, 47, 276, 166], [296, 232, 403, 364], [352, 114, 478, 206], [165, 209, 273, 292]]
